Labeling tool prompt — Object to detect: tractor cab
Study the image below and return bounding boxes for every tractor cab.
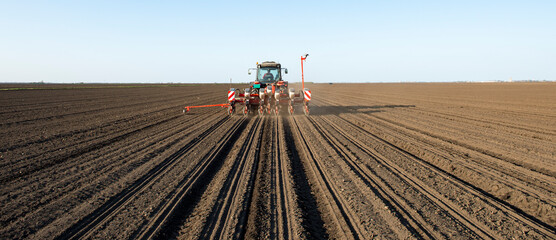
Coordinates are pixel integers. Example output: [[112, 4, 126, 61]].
[[248, 61, 288, 87]]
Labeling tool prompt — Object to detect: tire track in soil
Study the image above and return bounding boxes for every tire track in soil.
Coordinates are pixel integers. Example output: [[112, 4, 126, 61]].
[[324, 113, 556, 239], [372, 112, 556, 178], [34, 112, 230, 239], [0, 95, 183, 127], [195, 117, 264, 239], [0, 89, 210, 154], [287, 116, 365, 239], [135, 116, 249, 240], [272, 116, 298, 239], [337, 109, 556, 228], [0, 111, 208, 230], [374, 112, 556, 176], [0, 101, 185, 153], [366, 112, 555, 200], [55, 116, 236, 240], [0, 111, 230, 239], [320, 92, 556, 175], [315, 97, 555, 221], [0, 112, 182, 184], [245, 117, 276, 239], [282, 117, 329, 239], [0, 93, 218, 171], [176, 115, 329, 239], [307, 115, 494, 239], [1, 95, 219, 184], [246, 116, 303, 239]]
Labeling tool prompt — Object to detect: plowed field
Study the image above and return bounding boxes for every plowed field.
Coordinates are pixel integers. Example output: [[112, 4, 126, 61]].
[[1, 82, 555, 239]]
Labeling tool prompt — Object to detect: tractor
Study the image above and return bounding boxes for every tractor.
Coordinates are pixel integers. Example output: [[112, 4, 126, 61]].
[[184, 56, 311, 116], [226, 61, 310, 116]]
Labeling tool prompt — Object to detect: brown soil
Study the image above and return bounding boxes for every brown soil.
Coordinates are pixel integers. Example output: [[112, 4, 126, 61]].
[[1, 82, 554, 239]]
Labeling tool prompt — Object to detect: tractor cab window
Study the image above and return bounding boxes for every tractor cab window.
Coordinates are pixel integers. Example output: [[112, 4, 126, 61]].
[[258, 67, 280, 83]]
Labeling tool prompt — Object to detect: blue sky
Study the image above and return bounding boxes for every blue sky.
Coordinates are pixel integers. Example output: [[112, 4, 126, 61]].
[[0, 1, 554, 83]]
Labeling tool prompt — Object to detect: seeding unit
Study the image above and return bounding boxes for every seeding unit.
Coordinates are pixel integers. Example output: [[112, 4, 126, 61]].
[[184, 55, 312, 116]]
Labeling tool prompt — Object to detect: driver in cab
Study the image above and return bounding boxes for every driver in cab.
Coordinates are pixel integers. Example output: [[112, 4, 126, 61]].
[[263, 69, 274, 81]]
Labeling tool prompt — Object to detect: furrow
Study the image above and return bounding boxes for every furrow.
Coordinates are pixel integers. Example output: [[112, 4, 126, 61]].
[[275, 116, 296, 239], [312, 115, 497, 239], [314, 98, 555, 216], [369, 113, 555, 200], [0, 94, 192, 127], [0, 111, 214, 232], [288, 116, 364, 240], [196, 117, 263, 239], [1, 113, 182, 184], [55, 116, 233, 240], [135, 116, 248, 240], [330, 113, 556, 239]]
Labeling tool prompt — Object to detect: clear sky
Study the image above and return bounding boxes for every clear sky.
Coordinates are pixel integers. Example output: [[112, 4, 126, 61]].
[[1, 1, 554, 83]]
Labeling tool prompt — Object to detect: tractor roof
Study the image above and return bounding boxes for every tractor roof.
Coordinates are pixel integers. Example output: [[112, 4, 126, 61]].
[[259, 61, 281, 68]]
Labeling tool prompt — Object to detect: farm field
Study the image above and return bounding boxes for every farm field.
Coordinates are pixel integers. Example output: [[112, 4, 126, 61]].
[[0, 82, 555, 239]]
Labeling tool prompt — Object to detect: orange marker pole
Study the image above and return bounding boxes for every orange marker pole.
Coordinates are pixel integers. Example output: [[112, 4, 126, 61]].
[[301, 55, 307, 89]]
